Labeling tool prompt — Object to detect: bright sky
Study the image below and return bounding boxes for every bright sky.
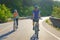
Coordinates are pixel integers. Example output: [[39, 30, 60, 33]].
[[54, 0, 60, 1]]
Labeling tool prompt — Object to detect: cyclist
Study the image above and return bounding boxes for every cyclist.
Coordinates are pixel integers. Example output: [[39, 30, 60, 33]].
[[13, 9, 19, 30], [32, 5, 41, 31]]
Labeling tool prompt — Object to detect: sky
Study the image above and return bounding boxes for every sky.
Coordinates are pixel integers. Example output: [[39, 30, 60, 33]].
[[54, 0, 60, 1]]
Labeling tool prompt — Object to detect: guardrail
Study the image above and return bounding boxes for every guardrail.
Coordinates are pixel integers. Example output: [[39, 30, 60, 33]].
[[50, 16, 60, 28]]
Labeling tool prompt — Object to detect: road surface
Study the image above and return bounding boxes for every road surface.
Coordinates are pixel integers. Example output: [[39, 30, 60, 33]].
[[0, 17, 60, 40]]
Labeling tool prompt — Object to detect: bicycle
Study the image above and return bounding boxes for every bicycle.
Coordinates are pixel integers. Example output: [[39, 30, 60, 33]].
[[33, 21, 39, 38], [30, 17, 42, 40], [30, 33, 38, 40], [30, 21, 39, 40], [13, 19, 18, 31]]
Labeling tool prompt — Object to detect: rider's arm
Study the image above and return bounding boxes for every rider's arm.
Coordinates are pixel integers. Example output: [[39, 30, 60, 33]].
[[33, 13, 34, 19], [39, 11, 41, 17], [32, 11, 34, 19], [17, 13, 20, 18], [39, 11, 42, 19]]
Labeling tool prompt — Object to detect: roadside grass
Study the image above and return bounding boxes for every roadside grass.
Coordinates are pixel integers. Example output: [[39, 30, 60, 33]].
[[0, 17, 27, 23], [45, 19, 60, 31], [7, 20, 13, 22]]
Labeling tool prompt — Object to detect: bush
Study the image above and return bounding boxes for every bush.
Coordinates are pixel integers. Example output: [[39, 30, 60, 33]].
[[0, 4, 12, 23], [52, 6, 60, 18]]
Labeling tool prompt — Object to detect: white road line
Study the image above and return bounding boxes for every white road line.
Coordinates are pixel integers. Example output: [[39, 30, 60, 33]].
[[40, 18, 60, 40], [42, 26, 60, 40]]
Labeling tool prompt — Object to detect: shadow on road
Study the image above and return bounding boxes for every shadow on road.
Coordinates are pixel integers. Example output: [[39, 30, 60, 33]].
[[0, 30, 15, 40]]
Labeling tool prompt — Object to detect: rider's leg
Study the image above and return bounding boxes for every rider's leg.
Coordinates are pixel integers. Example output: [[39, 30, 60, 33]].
[[33, 19, 35, 27], [14, 19, 15, 26], [36, 20, 39, 31], [16, 18, 18, 29], [13, 19, 16, 31], [16, 18, 18, 26], [33, 21, 34, 27], [36, 20, 39, 39], [33, 19, 35, 30], [33, 21, 35, 30]]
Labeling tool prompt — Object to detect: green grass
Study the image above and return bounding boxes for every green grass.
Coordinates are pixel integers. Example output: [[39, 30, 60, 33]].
[[45, 19, 60, 31], [7, 20, 13, 22], [46, 19, 52, 25]]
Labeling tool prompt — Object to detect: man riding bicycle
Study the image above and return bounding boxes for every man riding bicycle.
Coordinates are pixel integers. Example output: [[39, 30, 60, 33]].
[[32, 5, 41, 31]]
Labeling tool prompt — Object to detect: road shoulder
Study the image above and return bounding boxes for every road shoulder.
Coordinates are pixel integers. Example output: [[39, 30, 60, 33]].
[[42, 21, 60, 39]]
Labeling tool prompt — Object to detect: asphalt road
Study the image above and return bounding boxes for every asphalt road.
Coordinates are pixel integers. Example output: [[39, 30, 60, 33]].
[[0, 17, 59, 40]]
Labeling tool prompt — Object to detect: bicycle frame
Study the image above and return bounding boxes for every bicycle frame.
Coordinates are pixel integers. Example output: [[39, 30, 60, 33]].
[[33, 22, 39, 39]]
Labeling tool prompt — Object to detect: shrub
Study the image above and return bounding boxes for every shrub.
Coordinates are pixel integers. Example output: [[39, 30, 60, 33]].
[[0, 4, 12, 23], [52, 6, 60, 18]]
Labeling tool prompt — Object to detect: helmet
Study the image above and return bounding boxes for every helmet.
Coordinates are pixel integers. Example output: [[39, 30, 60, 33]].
[[34, 5, 38, 8], [14, 9, 17, 12]]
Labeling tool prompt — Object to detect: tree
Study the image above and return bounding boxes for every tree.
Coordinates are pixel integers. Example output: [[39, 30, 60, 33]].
[[54, 1, 60, 7], [0, 4, 12, 23], [39, 0, 53, 16], [52, 6, 60, 18], [0, 0, 54, 16]]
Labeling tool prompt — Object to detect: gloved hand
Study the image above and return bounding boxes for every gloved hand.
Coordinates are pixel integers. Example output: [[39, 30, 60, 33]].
[[39, 17, 42, 20]]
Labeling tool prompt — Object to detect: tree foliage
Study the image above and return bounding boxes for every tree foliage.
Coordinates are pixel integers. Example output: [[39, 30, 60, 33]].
[[0, 0, 54, 16], [0, 4, 12, 23], [52, 6, 60, 18], [54, 1, 60, 7]]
